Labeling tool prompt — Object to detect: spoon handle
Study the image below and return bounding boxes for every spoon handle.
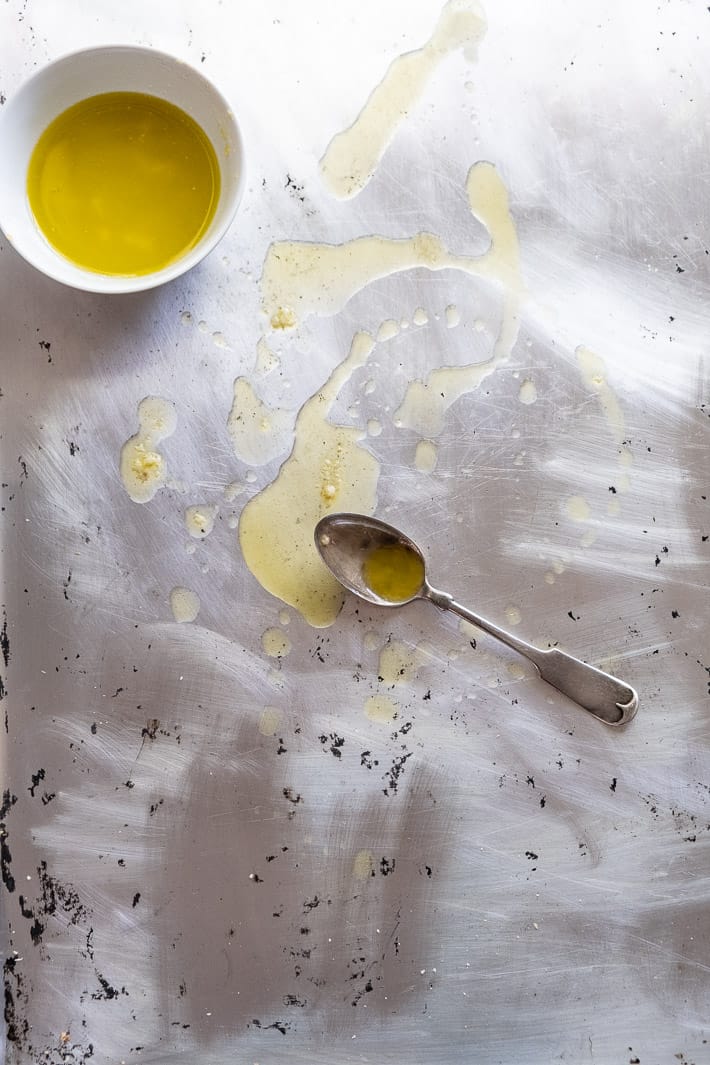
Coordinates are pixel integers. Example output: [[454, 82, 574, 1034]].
[[426, 588, 638, 726]]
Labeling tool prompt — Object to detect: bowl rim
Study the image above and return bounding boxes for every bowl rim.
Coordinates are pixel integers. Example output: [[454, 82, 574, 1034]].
[[0, 43, 246, 294]]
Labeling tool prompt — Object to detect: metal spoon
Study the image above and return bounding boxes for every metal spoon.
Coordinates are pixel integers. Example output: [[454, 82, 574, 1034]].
[[314, 512, 638, 727]]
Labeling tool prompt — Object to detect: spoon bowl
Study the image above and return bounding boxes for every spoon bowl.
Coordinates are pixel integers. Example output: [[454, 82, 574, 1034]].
[[315, 512, 426, 605], [314, 511, 639, 727]]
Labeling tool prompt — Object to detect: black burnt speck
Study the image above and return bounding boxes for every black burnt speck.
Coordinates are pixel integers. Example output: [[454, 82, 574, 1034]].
[[1, 611, 9, 667], [383, 751, 412, 796], [90, 972, 128, 1001], [319, 732, 345, 758], [28, 768, 45, 797], [1, 824, 15, 893], [0, 790, 17, 819]]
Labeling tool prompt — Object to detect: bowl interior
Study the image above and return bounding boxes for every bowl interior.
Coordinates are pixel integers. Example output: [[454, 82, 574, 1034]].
[[0, 46, 244, 292]]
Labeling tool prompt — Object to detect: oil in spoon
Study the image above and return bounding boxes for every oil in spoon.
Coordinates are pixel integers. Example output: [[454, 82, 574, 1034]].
[[362, 541, 425, 602]]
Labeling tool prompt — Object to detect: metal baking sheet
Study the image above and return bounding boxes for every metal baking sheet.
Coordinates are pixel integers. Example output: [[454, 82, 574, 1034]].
[[2, 1, 708, 1062]]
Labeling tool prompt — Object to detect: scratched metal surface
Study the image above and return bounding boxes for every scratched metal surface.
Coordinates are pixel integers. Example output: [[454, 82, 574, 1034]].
[[1, 2, 709, 1064]]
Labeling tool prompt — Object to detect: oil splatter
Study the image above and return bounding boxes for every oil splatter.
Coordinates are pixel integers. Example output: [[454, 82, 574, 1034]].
[[185, 504, 218, 539], [170, 587, 200, 624], [364, 694, 398, 723], [239, 332, 379, 627], [566, 495, 591, 522], [320, 0, 487, 198], [120, 397, 177, 504], [518, 378, 537, 404], [227, 378, 293, 466], [262, 628, 292, 659]]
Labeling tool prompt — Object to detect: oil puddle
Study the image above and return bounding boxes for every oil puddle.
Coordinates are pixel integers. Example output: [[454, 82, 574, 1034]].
[[320, 0, 487, 199], [239, 332, 380, 628]]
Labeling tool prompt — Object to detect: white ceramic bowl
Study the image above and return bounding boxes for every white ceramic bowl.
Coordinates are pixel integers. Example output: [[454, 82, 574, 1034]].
[[0, 46, 245, 293]]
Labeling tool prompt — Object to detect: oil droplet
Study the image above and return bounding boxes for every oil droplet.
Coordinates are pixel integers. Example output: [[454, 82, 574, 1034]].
[[506, 661, 526, 680], [459, 618, 482, 639], [120, 396, 177, 504], [544, 571, 555, 585], [240, 332, 380, 627], [566, 495, 591, 522], [185, 503, 218, 539], [261, 628, 292, 658], [518, 378, 537, 405], [376, 319, 400, 342], [212, 331, 228, 349], [445, 304, 461, 328], [320, 0, 487, 198], [580, 529, 597, 548], [413, 307, 429, 326], [364, 694, 398, 723], [504, 605, 522, 626], [198, 320, 209, 333], [227, 513, 239, 530], [378, 639, 423, 685], [364, 631, 380, 652], [258, 705, 283, 737], [255, 337, 281, 375], [180, 310, 192, 326], [414, 438, 438, 473], [170, 586, 200, 623], [367, 419, 382, 437], [227, 378, 292, 466], [224, 481, 244, 502], [279, 609, 291, 626], [352, 849, 374, 880]]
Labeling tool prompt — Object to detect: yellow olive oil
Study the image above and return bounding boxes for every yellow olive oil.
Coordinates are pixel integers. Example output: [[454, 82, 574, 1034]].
[[362, 541, 425, 602], [27, 92, 220, 276]]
